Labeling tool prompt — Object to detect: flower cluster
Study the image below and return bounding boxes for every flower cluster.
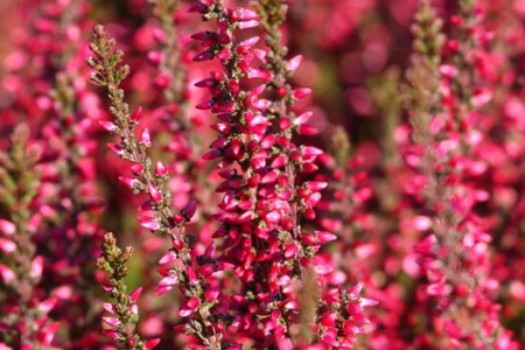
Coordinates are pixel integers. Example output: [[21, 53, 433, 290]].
[[97, 232, 160, 349], [190, 0, 373, 347], [87, 24, 224, 348], [0, 2, 106, 348], [0, 125, 56, 349]]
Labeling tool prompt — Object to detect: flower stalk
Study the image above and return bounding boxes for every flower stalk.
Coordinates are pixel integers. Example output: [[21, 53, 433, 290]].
[[87, 25, 224, 349]]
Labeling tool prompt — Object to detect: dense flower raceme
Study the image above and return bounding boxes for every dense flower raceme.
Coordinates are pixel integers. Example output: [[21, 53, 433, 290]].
[[0, 125, 58, 349], [2, 0, 525, 348], [0, 1, 107, 348], [97, 232, 161, 350], [190, 0, 374, 347], [401, 0, 517, 348], [480, 0, 525, 337], [87, 24, 228, 348]]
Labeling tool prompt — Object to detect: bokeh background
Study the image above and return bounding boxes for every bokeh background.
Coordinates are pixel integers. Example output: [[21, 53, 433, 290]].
[[2, 0, 525, 348]]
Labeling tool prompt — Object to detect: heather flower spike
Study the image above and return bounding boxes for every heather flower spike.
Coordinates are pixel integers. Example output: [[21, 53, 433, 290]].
[[190, 0, 372, 346], [97, 233, 159, 349], [88, 25, 224, 348], [403, 0, 515, 347], [0, 125, 58, 348]]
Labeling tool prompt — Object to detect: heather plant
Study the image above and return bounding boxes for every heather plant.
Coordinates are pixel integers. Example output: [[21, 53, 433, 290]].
[[88, 24, 225, 348], [97, 232, 160, 349], [0, 2, 109, 347], [0, 125, 50, 348], [406, 2, 508, 348], [1, 0, 525, 349], [190, 0, 373, 347], [401, 0, 516, 348]]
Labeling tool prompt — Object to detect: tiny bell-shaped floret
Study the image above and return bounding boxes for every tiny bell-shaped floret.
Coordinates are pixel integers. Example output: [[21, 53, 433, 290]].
[[154, 161, 168, 177]]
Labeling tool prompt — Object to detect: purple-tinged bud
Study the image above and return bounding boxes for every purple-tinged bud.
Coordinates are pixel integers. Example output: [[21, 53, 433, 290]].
[[102, 303, 116, 314], [305, 181, 328, 191], [102, 316, 120, 328], [193, 50, 214, 62], [37, 323, 59, 345], [298, 124, 319, 135], [155, 161, 168, 177], [302, 146, 324, 157], [284, 300, 299, 310], [204, 289, 219, 301], [209, 137, 228, 149], [159, 251, 178, 265], [147, 51, 163, 66], [199, 264, 216, 277], [217, 48, 231, 61], [181, 200, 198, 221], [158, 274, 178, 288], [271, 154, 287, 168], [194, 77, 215, 88], [98, 120, 117, 133], [196, 99, 214, 110], [202, 149, 223, 160], [138, 216, 161, 231], [315, 231, 338, 244], [261, 170, 279, 184], [148, 184, 162, 203], [227, 80, 242, 94], [191, 31, 211, 41], [287, 55, 303, 72], [295, 111, 313, 125], [30, 256, 44, 280], [118, 176, 137, 189], [284, 243, 300, 259], [140, 128, 152, 147], [0, 264, 15, 284], [0, 238, 16, 253], [260, 134, 276, 149], [179, 297, 200, 317], [0, 219, 16, 235], [248, 69, 271, 81], [238, 36, 260, 53], [213, 102, 235, 114], [189, 1, 208, 14], [238, 20, 260, 30], [144, 339, 161, 350], [304, 207, 316, 220], [131, 163, 143, 174], [278, 118, 291, 130], [320, 311, 337, 327], [131, 107, 143, 122], [152, 28, 167, 43], [249, 83, 266, 98], [102, 329, 119, 339], [230, 8, 259, 22], [360, 298, 379, 307], [130, 287, 143, 303], [348, 283, 364, 298], [302, 162, 319, 173], [293, 88, 312, 99]]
